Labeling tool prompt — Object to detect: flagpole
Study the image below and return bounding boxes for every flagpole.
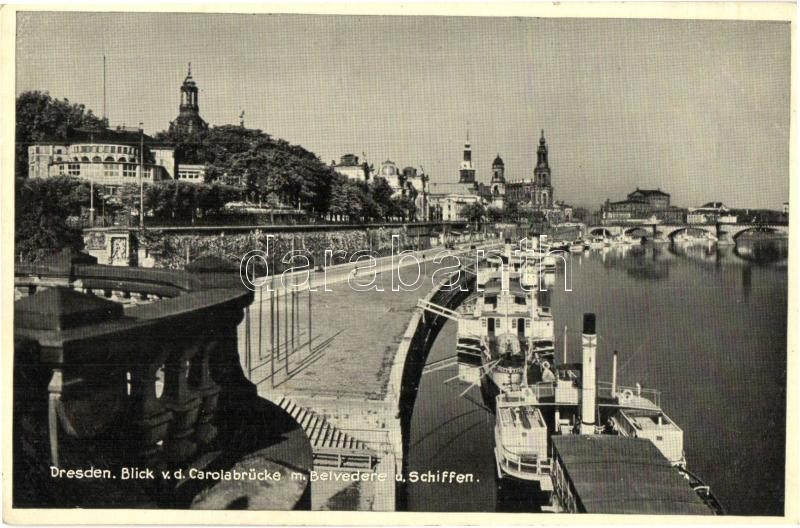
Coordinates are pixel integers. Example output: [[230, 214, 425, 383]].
[[138, 123, 144, 229]]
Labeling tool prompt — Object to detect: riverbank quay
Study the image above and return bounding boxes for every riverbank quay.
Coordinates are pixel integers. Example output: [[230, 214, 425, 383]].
[[236, 240, 497, 510]]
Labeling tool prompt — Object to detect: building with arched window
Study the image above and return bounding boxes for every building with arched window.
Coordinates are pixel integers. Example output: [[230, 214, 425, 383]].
[[27, 127, 176, 190]]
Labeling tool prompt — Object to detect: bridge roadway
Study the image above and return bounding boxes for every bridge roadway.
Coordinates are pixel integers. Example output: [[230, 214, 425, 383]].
[[236, 238, 498, 510], [587, 222, 788, 241]]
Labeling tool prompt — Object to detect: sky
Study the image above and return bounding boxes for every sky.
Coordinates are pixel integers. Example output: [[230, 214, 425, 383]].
[[16, 12, 791, 209]]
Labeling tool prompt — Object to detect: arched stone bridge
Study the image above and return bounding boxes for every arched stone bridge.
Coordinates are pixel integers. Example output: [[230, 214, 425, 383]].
[[586, 222, 789, 243]]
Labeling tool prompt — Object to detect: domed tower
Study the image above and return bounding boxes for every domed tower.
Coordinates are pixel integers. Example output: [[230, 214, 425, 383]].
[[490, 154, 506, 208], [491, 154, 505, 184], [169, 63, 208, 136], [533, 130, 553, 208]]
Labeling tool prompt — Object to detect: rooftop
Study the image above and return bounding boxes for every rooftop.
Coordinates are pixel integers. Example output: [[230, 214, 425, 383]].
[[630, 188, 670, 197], [34, 127, 166, 147], [551, 436, 710, 515]]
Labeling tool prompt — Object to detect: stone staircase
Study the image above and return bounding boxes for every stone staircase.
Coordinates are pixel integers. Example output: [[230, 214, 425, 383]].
[[275, 396, 378, 471]]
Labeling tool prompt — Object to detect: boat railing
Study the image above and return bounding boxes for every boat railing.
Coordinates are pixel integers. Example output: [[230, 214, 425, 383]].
[[528, 382, 556, 399], [597, 381, 661, 408], [496, 445, 551, 476]]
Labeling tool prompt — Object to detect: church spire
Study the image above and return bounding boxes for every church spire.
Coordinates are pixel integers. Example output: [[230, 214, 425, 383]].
[[170, 63, 207, 135]]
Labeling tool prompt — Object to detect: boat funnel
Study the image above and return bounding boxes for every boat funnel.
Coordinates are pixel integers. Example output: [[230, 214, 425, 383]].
[[612, 350, 618, 398], [580, 313, 597, 435]]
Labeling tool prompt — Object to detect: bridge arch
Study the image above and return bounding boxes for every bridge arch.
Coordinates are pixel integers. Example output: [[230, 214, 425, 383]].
[[731, 226, 780, 240], [664, 226, 715, 240], [623, 226, 651, 237], [589, 227, 613, 237]]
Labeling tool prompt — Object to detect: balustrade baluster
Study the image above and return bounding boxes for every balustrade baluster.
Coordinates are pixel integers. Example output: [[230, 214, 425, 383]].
[[128, 350, 173, 469], [162, 344, 202, 465]]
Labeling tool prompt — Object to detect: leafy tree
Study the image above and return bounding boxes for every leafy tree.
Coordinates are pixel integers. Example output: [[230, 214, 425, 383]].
[[16, 91, 107, 179], [502, 200, 520, 222], [155, 125, 337, 218], [461, 202, 486, 223], [369, 177, 394, 219], [15, 177, 91, 262], [487, 206, 504, 222]]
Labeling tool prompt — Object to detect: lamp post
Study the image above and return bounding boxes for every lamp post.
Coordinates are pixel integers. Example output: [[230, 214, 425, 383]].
[[89, 179, 95, 227]]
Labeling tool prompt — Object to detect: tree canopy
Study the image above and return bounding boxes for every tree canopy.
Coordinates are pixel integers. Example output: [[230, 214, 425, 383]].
[[15, 177, 89, 262]]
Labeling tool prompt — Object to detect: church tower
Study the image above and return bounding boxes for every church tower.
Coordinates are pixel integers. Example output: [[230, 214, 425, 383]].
[[490, 154, 506, 208], [533, 130, 553, 207], [458, 135, 476, 185], [169, 63, 208, 135]]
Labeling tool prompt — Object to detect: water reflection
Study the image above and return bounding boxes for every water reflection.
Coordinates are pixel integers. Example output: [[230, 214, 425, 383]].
[[664, 235, 787, 267], [734, 236, 789, 265], [585, 239, 785, 306], [742, 265, 752, 304]]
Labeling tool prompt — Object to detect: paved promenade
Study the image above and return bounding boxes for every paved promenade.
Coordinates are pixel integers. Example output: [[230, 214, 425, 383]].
[[238, 244, 483, 400], [235, 238, 497, 510]]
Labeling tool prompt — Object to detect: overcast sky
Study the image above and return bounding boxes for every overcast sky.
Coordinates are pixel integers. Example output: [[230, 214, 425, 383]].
[[16, 13, 790, 209]]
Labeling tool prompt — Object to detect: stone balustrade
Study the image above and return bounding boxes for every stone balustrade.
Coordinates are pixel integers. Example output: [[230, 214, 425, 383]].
[[13, 250, 312, 509]]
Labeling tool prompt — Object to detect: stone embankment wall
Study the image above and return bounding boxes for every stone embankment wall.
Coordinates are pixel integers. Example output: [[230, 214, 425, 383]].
[[388, 267, 477, 510], [85, 226, 445, 270]]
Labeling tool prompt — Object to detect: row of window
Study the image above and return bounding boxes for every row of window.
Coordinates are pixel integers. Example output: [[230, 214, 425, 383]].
[[54, 156, 131, 163], [70, 145, 136, 155], [55, 164, 150, 178], [33, 145, 137, 155], [178, 171, 203, 180], [480, 318, 530, 329]]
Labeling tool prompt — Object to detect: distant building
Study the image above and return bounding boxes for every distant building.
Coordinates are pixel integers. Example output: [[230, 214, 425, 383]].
[[548, 201, 574, 224], [429, 130, 559, 221], [688, 202, 736, 224], [331, 153, 370, 182], [433, 193, 483, 222], [27, 127, 176, 194], [176, 163, 207, 183], [783, 201, 789, 215], [627, 188, 670, 208], [376, 160, 402, 191], [168, 64, 208, 136], [602, 187, 684, 224], [428, 136, 484, 221]]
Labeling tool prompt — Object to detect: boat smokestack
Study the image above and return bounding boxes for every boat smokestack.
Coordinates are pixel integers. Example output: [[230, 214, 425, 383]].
[[580, 313, 597, 435], [612, 350, 618, 397]]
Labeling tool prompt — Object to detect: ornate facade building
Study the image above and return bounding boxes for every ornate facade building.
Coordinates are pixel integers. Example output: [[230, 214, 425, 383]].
[[169, 64, 208, 135]]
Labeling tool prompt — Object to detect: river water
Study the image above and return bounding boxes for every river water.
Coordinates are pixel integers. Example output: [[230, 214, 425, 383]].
[[406, 238, 787, 516]]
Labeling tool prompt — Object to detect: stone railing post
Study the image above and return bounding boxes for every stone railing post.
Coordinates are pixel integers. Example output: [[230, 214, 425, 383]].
[[162, 343, 202, 465], [128, 347, 174, 469], [190, 340, 221, 447]]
